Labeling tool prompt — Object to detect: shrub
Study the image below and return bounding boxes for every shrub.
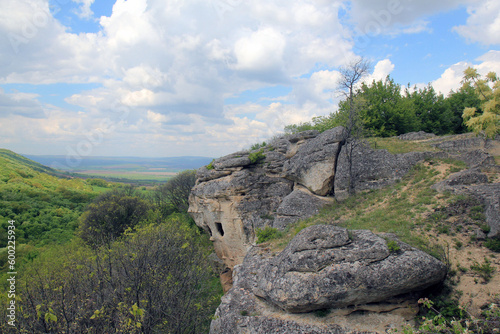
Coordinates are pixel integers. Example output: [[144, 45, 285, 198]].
[[386, 239, 401, 252], [470, 258, 495, 283], [5, 220, 222, 334], [151, 170, 196, 216], [484, 238, 500, 252], [249, 149, 265, 164], [256, 226, 282, 243], [78, 187, 149, 248]]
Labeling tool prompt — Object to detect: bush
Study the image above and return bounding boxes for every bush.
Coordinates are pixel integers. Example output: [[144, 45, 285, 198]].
[[4, 219, 222, 334], [79, 187, 149, 247], [151, 170, 196, 217], [256, 226, 282, 243], [249, 149, 265, 164], [484, 238, 500, 252]]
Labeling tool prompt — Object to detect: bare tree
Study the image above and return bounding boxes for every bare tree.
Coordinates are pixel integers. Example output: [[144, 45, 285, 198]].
[[337, 57, 371, 196]]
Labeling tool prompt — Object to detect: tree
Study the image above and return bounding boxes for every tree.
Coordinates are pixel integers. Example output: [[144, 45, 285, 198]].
[[8, 218, 222, 334], [461, 67, 500, 138], [445, 84, 481, 134], [151, 170, 196, 217], [336, 57, 371, 195], [79, 187, 149, 248]]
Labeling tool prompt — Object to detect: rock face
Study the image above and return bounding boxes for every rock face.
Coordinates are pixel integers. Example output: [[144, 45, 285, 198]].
[[210, 226, 447, 334], [254, 225, 447, 313], [188, 127, 439, 268]]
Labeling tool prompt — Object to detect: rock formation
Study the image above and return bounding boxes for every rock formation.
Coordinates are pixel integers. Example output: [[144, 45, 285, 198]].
[[188, 128, 442, 268], [188, 129, 499, 333], [254, 226, 447, 313], [210, 226, 446, 334]]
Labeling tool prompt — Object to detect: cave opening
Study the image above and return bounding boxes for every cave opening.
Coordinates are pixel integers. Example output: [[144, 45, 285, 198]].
[[215, 222, 225, 236]]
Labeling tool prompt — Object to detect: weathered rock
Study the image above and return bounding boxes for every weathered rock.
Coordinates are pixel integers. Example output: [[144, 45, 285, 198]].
[[209, 228, 441, 334], [334, 142, 443, 199], [189, 168, 294, 268], [431, 169, 500, 238], [398, 131, 436, 141], [283, 127, 345, 196], [274, 186, 334, 230], [432, 136, 486, 152], [457, 149, 496, 168], [431, 168, 489, 193], [466, 184, 500, 238], [254, 225, 447, 313], [189, 127, 443, 268]]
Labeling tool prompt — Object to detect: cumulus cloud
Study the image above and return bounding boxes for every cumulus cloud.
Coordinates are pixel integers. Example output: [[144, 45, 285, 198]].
[[0, 89, 45, 118], [453, 0, 500, 45], [432, 51, 500, 95], [347, 0, 477, 36], [73, 0, 95, 19], [1, 0, 499, 158]]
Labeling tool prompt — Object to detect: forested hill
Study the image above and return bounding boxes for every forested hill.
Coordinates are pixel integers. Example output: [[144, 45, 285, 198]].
[[0, 149, 97, 247], [0, 149, 68, 178]]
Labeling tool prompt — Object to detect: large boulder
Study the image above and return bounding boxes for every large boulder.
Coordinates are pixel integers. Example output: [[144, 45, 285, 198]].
[[210, 225, 447, 334], [283, 127, 345, 196], [254, 225, 447, 313]]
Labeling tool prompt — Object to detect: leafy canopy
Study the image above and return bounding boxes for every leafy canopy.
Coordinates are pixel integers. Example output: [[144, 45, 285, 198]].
[[462, 67, 500, 138]]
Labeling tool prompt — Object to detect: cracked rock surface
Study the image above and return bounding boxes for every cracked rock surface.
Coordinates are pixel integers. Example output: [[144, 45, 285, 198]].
[[253, 225, 447, 313], [210, 226, 446, 334]]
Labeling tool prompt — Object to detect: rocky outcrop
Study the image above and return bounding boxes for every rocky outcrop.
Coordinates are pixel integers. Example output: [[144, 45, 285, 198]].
[[433, 170, 500, 238], [189, 127, 440, 268], [210, 226, 446, 334], [254, 225, 447, 313], [333, 141, 444, 199], [283, 127, 345, 196], [398, 131, 436, 141]]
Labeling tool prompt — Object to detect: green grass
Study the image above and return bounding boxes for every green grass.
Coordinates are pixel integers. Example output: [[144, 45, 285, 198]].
[[368, 137, 438, 154], [265, 160, 466, 255]]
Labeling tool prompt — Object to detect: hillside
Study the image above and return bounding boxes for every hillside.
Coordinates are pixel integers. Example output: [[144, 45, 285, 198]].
[[188, 130, 500, 333], [0, 149, 69, 178], [0, 149, 99, 249]]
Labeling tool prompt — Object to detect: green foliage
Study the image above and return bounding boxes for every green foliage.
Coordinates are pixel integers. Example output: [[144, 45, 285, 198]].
[[386, 239, 401, 252], [250, 141, 267, 150], [256, 226, 282, 243], [0, 216, 222, 334], [151, 170, 196, 217], [391, 297, 500, 333], [484, 238, 500, 252], [284, 75, 482, 137], [0, 149, 98, 247], [470, 258, 495, 283], [87, 178, 109, 188], [78, 187, 149, 247], [461, 67, 500, 138], [206, 159, 215, 170], [249, 149, 265, 164]]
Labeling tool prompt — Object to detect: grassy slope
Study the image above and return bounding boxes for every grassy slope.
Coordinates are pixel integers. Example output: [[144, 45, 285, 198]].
[[262, 136, 500, 317], [0, 149, 102, 275]]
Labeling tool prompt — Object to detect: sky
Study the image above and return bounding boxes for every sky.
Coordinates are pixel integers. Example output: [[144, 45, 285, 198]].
[[1, 0, 500, 164]]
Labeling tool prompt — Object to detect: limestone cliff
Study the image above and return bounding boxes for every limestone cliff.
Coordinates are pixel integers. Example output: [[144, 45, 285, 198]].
[[188, 127, 441, 268], [188, 129, 500, 333]]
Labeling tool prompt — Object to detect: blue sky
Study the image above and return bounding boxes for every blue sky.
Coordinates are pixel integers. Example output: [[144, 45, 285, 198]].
[[0, 0, 499, 163]]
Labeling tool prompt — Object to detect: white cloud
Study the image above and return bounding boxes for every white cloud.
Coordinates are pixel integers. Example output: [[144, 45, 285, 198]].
[[2, 0, 499, 158], [432, 51, 500, 95], [0, 89, 45, 118], [348, 0, 477, 36], [73, 0, 95, 20], [454, 0, 500, 45], [364, 59, 395, 83], [233, 27, 286, 73]]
